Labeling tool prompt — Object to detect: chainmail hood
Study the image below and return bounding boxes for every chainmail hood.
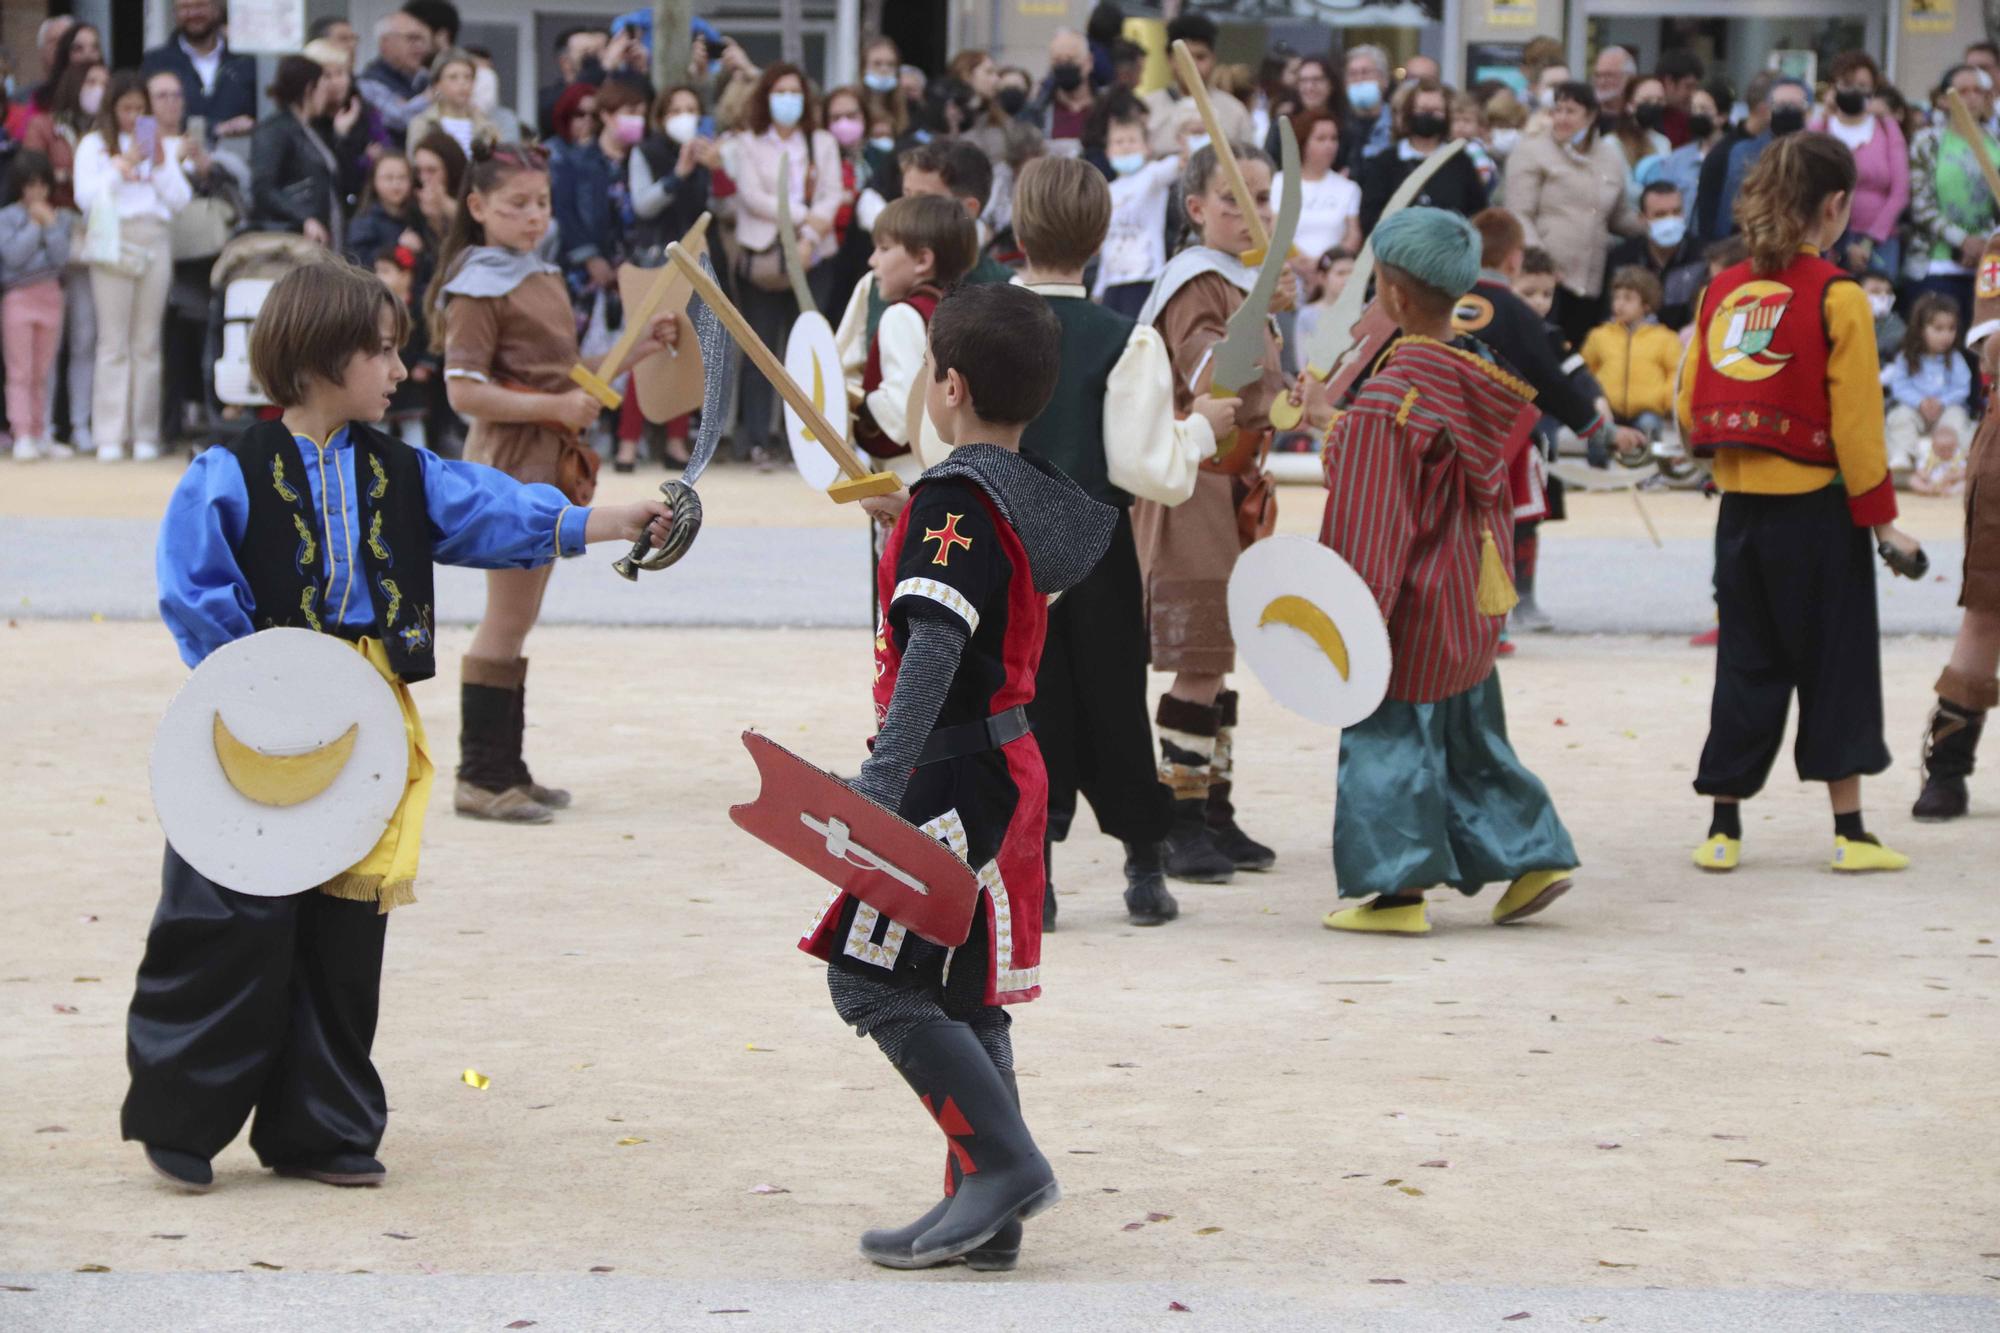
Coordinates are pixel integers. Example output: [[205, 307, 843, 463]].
[[919, 444, 1115, 595]]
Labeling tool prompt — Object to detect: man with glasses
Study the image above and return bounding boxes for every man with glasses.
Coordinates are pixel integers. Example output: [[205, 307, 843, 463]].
[[358, 12, 434, 137]]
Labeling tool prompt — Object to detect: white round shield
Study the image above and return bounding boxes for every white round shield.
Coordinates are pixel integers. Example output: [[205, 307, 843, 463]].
[[150, 628, 411, 896], [784, 311, 849, 492], [1227, 535, 1392, 729]]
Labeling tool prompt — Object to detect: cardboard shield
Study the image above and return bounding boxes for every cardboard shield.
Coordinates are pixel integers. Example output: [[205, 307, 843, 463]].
[[730, 730, 979, 947], [1227, 536, 1392, 729], [784, 311, 849, 492], [151, 629, 410, 895], [619, 261, 704, 424]]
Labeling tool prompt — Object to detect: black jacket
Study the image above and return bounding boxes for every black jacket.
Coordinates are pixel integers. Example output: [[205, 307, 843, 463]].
[[1358, 147, 1486, 237], [1453, 275, 1606, 436], [141, 36, 258, 130], [1603, 233, 1704, 330], [250, 113, 338, 235]]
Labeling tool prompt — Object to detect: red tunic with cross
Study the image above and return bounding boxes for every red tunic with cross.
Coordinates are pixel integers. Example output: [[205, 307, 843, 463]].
[[799, 474, 1050, 1004]]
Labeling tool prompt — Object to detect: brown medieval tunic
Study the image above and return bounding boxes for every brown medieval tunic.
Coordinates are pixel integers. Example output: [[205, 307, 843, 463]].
[[443, 269, 597, 504]]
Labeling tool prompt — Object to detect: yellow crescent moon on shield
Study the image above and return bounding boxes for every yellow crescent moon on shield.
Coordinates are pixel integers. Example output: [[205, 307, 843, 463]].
[[212, 713, 358, 807], [802, 353, 824, 443], [1258, 595, 1351, 680]]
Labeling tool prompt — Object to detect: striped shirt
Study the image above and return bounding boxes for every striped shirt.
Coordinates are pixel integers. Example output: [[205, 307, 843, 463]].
[[1320, 337, 1541, 703]]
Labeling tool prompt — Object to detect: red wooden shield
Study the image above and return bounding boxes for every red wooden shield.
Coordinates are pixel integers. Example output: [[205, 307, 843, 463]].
[[729, 730, 980, 948]]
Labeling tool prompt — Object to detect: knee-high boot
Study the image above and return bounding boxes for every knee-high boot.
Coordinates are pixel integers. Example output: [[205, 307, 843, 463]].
[[1204, 691, 1275, 871], [1914, 667, 1996, 821], [860, 1066, 1026, 1271], [455, 655, 551, 823], [889, 1020, 1058, 1267], [512, 658, 571, 810]]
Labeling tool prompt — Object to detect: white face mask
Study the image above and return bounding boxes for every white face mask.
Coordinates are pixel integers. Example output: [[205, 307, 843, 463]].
[[1868, 292, 1895, 319], [665, 112, 700, 144], [472, 66, 500, 115], [1489, 127, 1521, 156], [80, 85, 103, 116]]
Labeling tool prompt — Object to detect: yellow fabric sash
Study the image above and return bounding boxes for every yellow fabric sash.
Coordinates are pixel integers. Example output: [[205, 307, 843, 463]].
[[318, 637, 432, 913]]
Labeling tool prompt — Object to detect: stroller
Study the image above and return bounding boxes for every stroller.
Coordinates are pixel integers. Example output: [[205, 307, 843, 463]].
[[197, 231, 325, 443]]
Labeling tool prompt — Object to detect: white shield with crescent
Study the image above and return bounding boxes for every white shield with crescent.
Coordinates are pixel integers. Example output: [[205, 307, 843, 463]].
[[150, 628, 411, 895], [784, 311, 849, 492], [1227, 535, 1392, 728]]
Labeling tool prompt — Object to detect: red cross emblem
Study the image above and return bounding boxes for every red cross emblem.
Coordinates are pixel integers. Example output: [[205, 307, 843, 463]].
[[923, 513, 974, 567], [1980, 256, 2000, 300]]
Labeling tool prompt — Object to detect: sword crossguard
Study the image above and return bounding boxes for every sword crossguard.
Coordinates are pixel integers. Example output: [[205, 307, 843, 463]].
[[801, 811, 929, 894]]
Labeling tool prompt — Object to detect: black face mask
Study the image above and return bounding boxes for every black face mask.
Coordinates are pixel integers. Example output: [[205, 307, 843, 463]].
[[1688, 112, 1716, 140], [1834, 87, 1868, 116], [1633, 103, 1665, 132], [1769, 106, 1806, 137], [1407, 112, 1448, 140], [1052, 62, 1084, 93], [996, 85, 1027, 116]]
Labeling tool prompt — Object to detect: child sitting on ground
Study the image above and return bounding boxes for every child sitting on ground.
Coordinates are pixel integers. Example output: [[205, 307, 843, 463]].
[[1861, 270, 1904, 365], [1582, 266, 1684, 462], [1883, 293, 1973, 480]]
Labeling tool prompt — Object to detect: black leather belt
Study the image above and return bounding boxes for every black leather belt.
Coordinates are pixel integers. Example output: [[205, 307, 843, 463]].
[[917, 706, 1032, 766]]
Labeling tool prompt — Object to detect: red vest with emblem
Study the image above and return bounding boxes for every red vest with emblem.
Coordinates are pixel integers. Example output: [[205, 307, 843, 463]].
[[1687, 253, 1847, 467], [856, 285, 942, 458]]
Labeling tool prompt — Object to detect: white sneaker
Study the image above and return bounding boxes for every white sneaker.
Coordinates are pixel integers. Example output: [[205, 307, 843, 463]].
[[10, 436, 39, 461], [96, 442, 126, 462], [132, 441, 161, 461], [41, 438, 74, 459]]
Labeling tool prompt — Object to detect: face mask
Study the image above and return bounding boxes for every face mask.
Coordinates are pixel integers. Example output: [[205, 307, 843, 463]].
[[996, 86, 1027, 117], [830, 114, 864, 147], [1648, 215, 1687, 248], [1407, 112, 1447, 140], [1834, 87, 1867, 116], [1769, 106, 1805, 137], [1634, 103, 1665, 132], [472, 66, 499, 114], [1868, 292, 1895, 319], [769, 91, 804, 128], [614, 113, 646, 145], [1186, 132, 1211, 154], [1052, 62, 1084, 93], [1348, 80, 1381, 112], [1110, 152, 1146, 176], [868, 136, 895, 153], [863, 71, 898, 95], [1489, 127, 1521, 156], [665, 112, 700, 144], [80, 85, 103, 116], [1688, 113, 1715, 140]]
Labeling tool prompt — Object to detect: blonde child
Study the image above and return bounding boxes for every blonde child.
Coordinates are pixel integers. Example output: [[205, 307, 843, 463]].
[[1883, 294, 1972, 478], [1582, 266, 1683, 458]]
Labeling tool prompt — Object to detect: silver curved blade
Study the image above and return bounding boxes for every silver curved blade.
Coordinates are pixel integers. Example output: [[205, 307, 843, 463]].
[[1209, 117, 1301, 396], [679, 251, 735, 487]]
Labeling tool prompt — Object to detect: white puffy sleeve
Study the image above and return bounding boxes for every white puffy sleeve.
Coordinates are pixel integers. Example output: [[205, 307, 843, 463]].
[[866, 302, 927, 446], [834, 271, 873, 384], [1103, 323, 1210, 505]]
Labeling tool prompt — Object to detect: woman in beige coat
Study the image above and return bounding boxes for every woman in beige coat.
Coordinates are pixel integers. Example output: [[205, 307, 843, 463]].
[[1502, 79, 1640, 345]]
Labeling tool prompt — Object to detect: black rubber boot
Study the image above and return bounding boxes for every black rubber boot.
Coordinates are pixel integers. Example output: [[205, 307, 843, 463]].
[[1914, 698, 1985, 822], [1122, 840, 1179, 925], [1041, 837, 1057, 933], [893, 1021, 1059, 1267], [1166, 798, 1236, 883], [861, 1071, 1025, 1271], [513, 658, 571, 810], [1206, 692, 1275, 872]]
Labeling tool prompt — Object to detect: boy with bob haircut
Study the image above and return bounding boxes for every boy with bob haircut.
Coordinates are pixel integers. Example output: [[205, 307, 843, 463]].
[[838, 192, 978, 474], [809, 282, 1114, 1272], [1318, 209, 1580, 937], [124, 259, 672, 1194], [1008, 153, 1236, 927]]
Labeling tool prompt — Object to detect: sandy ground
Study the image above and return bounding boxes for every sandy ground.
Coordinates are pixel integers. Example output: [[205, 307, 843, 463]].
[[2, 618, 1997, 1308]]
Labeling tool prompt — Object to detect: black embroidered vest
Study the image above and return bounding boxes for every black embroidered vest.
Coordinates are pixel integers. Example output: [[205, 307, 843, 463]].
[[227, 419, 438, 682]]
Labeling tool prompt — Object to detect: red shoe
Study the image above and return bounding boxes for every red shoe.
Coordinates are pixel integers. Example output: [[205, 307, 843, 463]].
[[1689, 627, 1719, 647], [1496, 639, 1517, 657]]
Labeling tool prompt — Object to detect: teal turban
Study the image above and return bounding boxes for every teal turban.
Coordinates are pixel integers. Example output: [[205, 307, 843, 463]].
[[1369, 207, 1483, 301]]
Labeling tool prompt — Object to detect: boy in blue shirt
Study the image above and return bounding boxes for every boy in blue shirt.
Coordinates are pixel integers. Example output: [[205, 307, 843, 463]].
[[125, 258, 672, 1193]]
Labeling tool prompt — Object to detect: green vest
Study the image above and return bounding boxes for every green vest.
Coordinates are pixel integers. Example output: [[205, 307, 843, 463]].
[[1019, 295, 1134, 506]]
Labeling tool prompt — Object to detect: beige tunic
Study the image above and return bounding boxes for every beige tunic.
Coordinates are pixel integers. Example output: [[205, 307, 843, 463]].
[[1130, 270, 1283, 675], [444, 272, 597, 503]]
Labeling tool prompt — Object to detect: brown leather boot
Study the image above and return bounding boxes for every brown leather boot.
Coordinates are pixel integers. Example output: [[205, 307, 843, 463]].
[[456, 656, 552, 824]]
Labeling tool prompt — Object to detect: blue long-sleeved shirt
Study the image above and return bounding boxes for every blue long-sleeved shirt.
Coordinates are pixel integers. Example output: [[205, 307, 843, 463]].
[[1881, 352, 1972, 412], [157, 427, 591, 667]]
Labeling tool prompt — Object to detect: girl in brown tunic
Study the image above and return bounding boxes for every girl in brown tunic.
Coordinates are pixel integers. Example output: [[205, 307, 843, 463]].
[[428, 142, 676, 823]]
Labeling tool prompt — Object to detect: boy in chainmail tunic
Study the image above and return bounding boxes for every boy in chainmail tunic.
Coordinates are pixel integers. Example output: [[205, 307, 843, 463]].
[[802, 283, 1115, 1271]]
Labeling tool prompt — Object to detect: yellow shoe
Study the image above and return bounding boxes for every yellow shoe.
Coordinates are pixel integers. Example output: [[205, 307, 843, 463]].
[[1691, 834, 1740, 872], [1830, 837, 1910, 873], [1322, 899, 1430, 935], [1492, 869, 1575, 924]]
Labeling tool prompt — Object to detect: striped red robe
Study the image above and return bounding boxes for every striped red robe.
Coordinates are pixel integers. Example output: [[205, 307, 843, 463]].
[[1319, 336, 1542, 703]]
